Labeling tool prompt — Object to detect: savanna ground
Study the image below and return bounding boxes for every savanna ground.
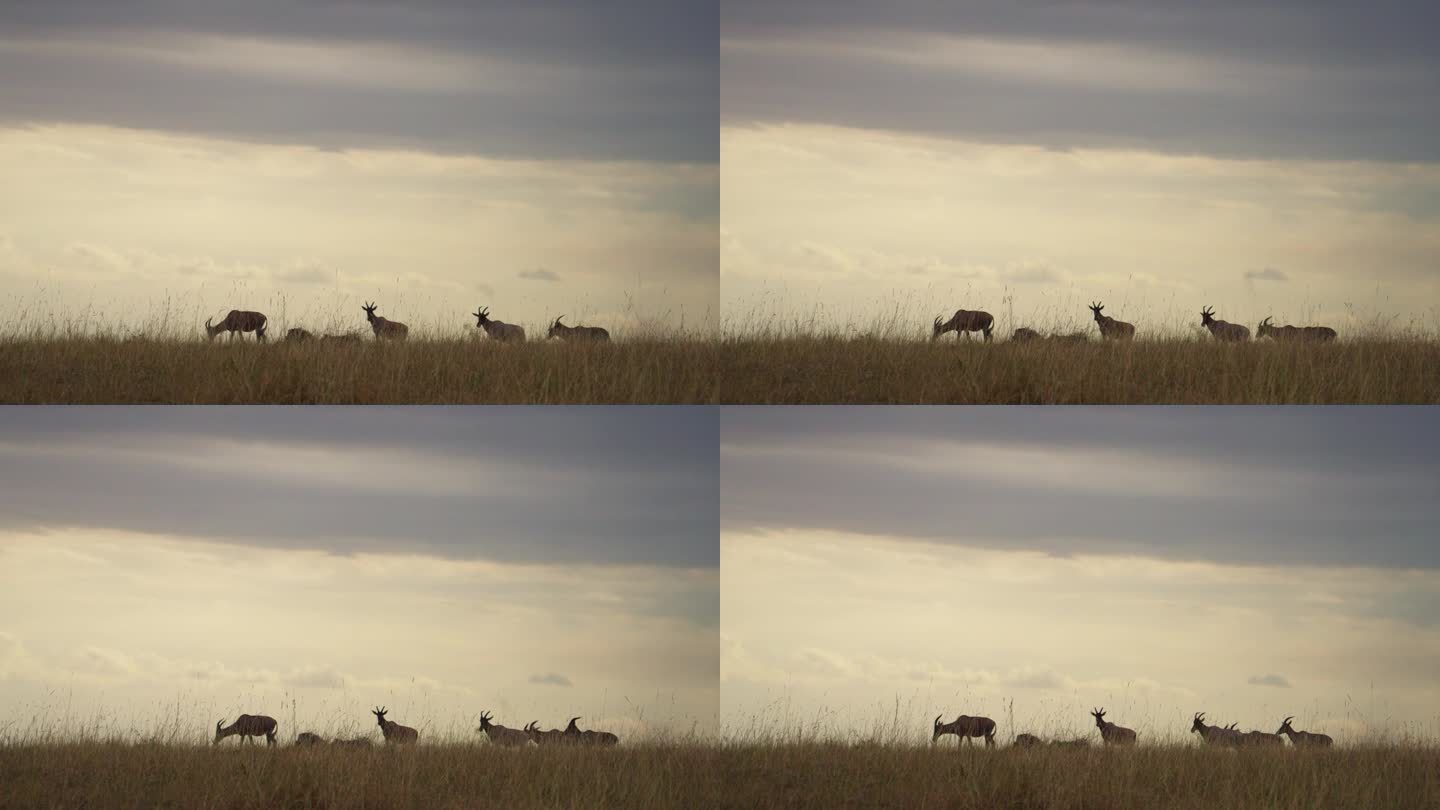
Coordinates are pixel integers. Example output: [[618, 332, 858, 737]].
[[717, 335, 1440, 404], [3, 739, 1435, 810], [0, 337, 720, 404]]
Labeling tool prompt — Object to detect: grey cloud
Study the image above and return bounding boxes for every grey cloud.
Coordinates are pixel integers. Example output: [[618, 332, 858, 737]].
[[528, 672, 574, 687], [1247, 674, 1292, 688], [518, 269, 562, 283], [721, 408, 1440, 569], [0, 407, 718, 568], [722, 1, 1440, 162], [285, 666, 347, 690], [0, 1, 717, 163], [1244, 268, 1289, 282]]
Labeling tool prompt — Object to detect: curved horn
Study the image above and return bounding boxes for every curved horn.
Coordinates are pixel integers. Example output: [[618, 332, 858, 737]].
[[216, 719, 225, 730], [1282, 716, 1294, 725], [1260, 316, 1272, 327], [934, 714, 943, 729]]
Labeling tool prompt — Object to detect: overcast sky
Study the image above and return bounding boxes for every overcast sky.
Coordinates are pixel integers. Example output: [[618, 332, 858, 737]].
[[722, 1, 1440, 333], [0, 1, 717, 336], [0, 407, 717, 742], [722, 408, 1440, 744]]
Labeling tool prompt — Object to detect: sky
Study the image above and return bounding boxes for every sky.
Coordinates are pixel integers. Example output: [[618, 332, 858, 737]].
[[722, 1, 1440, 335], [721, 407, 1440, 744], [0, 407, 718, 743], [0, 1, 718, 337]]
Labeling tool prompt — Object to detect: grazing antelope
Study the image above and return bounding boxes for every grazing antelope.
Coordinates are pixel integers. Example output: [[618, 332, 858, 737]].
[[206, 310, 268, 342], [285, 328, 313, 343], [362, 303, 409, 341], [932, 309, 995, 342], [1011, 327, 1042, 343], [214, 714, 278, 746], [563, 717, 620, 747], [1090, 708, 1137, 746], [476, 711, 531, 747], [523, 721, 566, 747], [547, 315, 610, 343], [1190, 713, 1242, 748], [932, 714, 997, 747], [473, 307, 526, 343], [1088, 302, 1135, 341], [371, 706, 419, 744], [1200, 306, 1250, 342], [1257, 317, 1337, 343], [295, 732, 325, 747], [1013, 733, 1043, 748], [1277, 716, 1333, 748]]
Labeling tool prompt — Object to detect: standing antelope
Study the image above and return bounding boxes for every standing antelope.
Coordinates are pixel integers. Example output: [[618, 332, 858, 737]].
[[473, 307, 526, 343], [206, 310, 268, 342], [1277, 716, 1333, 748], [563, 717, 620, 746], [523, 721, 566, 746], [362, 303, 409, 341], [476, 711, 531, 747], [932, 714, 996, 747], [214, 714, 278, 746], [1200, 306, 1250, 342], [1088, 302, 1135, 341], [1090, 708, 1137, 746], [371, 706, 419, 744], [932, 309, 995, 342], [547, 315, 610, 342], [1258, 317, 1337, 343], [1190, 713, 1242, 748]]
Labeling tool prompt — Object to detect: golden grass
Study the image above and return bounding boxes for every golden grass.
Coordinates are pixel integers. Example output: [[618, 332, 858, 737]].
[[4, 740, 1434, 809], [0, 337, 720, 404], [717, 336, 1440, 403]]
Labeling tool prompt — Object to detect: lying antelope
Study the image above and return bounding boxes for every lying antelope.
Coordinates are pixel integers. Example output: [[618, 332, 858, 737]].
[[1277, 716, 1333, 748], [371, 706, 419, 744], [285, 328, 313, 343], [523, 721, 566, 746], [1011, 327, 1042, 343], [295, 732, 326, 747], [932, 309, 994, 342], [1200, 306, 1250, 342], [473, 307, 526, 343], [206, 310, 268, 342], [363, 303, 409, 341], [1091, 708, 1136, 746], [1013, 733, 1043, 748], [1088, 302, 1135, 341], [547, 315, 610, 342], [1013, 327, 1088, 345], [214, 714, 278, 746], [563, 717, 620, 746], [1190, 713, 1243, 748], [1257, 317, 1337, 343], [932, 714, 996, 747], [477, 711, 531, 747]]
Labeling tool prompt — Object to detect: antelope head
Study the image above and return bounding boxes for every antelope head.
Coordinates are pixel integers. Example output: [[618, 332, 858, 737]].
[[372, 706, 388, 727], [213, 719, 226, 744], [1200, 305, 1216, 326], [548, 315, 566, 339], [1091, 708, 1107, 728], [473, 307, 491, 327], [931, 316, 945, 339], [204, 318, 221, 340], [1191, 712, 1207, 734], [1088, 302, 1105, 320], [1258, 316, 1274, 337], [565, 716, 582, 734], [932, 714, 945, 742], [363, 303, 379, 323], [1278, 716, 1295, 735], [477, 711, 494, 732]]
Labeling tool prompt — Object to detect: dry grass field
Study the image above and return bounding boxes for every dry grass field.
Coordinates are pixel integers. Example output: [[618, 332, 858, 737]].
[[3, 739, 1435, 809], [0, 336, 720, 404], [717, 336, 1440, 404]]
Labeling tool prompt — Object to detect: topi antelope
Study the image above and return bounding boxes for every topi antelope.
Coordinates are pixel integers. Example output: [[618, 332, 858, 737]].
[[1258, 317, 1337, 343], [1277, 716, 1333, 748], [1088, 302, 1135, 341], [285, 328, 313, 343], [214, 714, 278, 746], [206, 310, 268, 342], [476, 711, 531, 747], [523, 721, 566, 746], [1200, 306, 1250, 342], [362, 303, 409, 341], [295, 732, 325, 747], [1239, 728, 1285, 747], [547, 315, 610, 342], [933, 309, 995, 342], [473, 307, 526, 343], [932, 714, 996, 747], [1011, 327, 1042, 343], [1013, 733, 1043, 748], [563, 717, 620, 747], [371, 706, 419, 744], [1090, 708, 1137, 746], [1190, 713, 1242, 748]]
